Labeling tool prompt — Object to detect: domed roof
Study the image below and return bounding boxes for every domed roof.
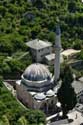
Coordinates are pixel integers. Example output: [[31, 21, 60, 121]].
[[34, 93, 46, 100], [46, 89, 54, 97], [23, 63, 51, 81]]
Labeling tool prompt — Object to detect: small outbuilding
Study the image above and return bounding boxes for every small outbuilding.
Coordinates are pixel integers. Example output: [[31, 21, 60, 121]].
[[61, 49, 80, 60], [26, 39, 52, 62], [45, 53, 64, 65]]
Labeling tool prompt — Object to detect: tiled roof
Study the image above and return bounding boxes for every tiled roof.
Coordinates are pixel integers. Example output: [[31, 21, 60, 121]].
[[26, 39, 52, 50]]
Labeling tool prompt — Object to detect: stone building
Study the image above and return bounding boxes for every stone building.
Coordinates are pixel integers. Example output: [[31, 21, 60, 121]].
[[16, 25, 83, 115], [16, 63, 57, 114], [26, 39, 52, 62], [16, 25, 62, 114], [61, 49, 80, 60], [44, 53, 64, 65]]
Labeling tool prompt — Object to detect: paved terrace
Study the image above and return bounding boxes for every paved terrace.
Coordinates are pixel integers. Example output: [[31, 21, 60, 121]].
[[48, 110, 83, 125]]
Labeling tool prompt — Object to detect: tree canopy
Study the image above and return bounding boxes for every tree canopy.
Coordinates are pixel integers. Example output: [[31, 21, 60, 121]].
[[57, 65, 77, 118], [0, 80, 45, 125], [0, 0, 83, 78]]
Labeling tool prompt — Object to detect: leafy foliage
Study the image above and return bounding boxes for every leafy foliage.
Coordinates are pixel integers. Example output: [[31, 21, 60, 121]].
[[0, 0, 83, 77], [0, 80, 45, 125], [0, 0, 83, 48], [57, 65, 77, 118], [79, 49, 83, 60]]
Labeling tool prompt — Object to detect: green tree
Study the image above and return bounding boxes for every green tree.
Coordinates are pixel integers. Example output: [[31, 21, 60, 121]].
[[1, 115, 10, 125], [7, 59, 24, 72], [12, 38, 27, 52], [73, 39, 82, 50], [57, 65, 77, 118], [0, 39, 14, 55], [68, 1, 77, 13], [48, 32, 55, 43], [0, 6, 6, 17], [17, 116, 28, 125], [2, 62, 11, 74], [32, 0, 44, 9], [79, 49, 83, 60]]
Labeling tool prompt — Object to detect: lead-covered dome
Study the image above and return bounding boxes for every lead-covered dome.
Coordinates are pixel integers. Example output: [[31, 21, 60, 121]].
[[23, 63, 51, 81]]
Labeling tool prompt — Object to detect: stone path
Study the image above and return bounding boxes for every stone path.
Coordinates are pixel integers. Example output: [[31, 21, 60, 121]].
[[67, 110, 83, 125], [47, 110, 83, 125]]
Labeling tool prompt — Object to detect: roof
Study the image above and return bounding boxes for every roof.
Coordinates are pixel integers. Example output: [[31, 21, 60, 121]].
[[16, 80, 21, 85], [23, 63, 51, 81], [61, 49, 80, 57], [29, 91, 36, 96], [79, 77, 83, 83], [45, 53, 55, 61], [72, 80, 83, 94], [45, 53, 64, 63], [46, 89, 55, 97], [34, 93, 46, 100], [26, 39, 52, 50]]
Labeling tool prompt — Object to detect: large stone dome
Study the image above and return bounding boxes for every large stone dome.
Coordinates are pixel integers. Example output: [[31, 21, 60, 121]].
[[23, 63, 51, 81]]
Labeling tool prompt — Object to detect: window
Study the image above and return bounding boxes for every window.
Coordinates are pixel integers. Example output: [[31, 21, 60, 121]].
[[39, 50, 41, 52], [51, 100, 54, 105]]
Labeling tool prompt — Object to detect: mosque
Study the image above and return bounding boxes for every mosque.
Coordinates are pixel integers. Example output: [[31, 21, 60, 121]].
[[16, 25, 61, 114]]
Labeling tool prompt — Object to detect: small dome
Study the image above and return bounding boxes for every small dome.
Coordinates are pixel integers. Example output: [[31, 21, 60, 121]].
[[29, 92, 36, 96], [46, 90, 54, 97], [23, 63, 51, 81], [56, 102, 61, 107], [34, 93, 46, 100]]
